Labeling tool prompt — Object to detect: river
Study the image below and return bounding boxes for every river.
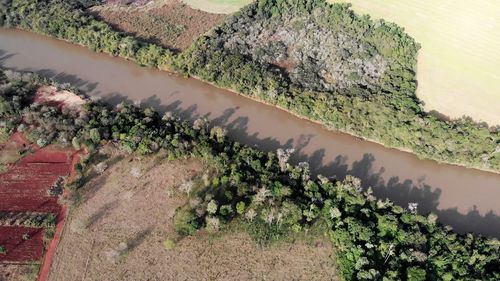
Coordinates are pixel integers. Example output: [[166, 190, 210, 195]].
[[1, 28, 499, 237]]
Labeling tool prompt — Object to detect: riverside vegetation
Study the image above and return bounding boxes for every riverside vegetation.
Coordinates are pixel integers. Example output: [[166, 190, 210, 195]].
[[2, 68, 500, 280], [2, 0, 500, 278], [1, 0, 499, 173]]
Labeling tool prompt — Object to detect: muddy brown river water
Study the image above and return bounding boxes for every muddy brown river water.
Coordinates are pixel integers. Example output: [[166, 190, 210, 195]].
[[1, 28, 499, 237]]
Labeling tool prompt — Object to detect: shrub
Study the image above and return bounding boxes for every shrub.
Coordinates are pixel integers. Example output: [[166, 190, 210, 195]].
[[174, 210, 198, 236], [163, 238, 176, 250], [94, 162, 107, 174]]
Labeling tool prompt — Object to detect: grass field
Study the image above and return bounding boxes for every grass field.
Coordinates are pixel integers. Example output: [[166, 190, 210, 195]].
[[329, 1, 500, 125], [182, 0, 252, 14]]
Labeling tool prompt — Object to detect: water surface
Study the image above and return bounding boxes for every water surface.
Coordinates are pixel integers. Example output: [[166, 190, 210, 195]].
[[1, 28, 499, 237]]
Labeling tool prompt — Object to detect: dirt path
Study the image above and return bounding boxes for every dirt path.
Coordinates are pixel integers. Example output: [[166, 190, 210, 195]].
[[36, 206, 66, 281]]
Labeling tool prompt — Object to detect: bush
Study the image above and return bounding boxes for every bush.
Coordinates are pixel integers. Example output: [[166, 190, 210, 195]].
[[163, 238, 176, 250], [174, 210, 198, 236]]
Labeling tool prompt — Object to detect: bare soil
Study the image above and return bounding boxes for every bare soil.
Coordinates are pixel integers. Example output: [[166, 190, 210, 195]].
[[48, 147, 338, 280], [93, 0, 225, 51], [0, 133, 81, 280], [34, 86, 85, 113], [0, 227, 44, 263]]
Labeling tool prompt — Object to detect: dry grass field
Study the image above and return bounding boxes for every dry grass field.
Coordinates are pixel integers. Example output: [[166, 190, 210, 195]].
[[0, 264, 39, 281], [182, 0, 252, 14], [93, 0, 225, 51], [48, 146, 338, 281], [329, 0, 500, 125]]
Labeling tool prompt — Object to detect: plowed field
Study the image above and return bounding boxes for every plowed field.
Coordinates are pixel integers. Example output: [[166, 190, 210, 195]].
[[0, 227, 44, 262], [0, 133, 78, 267]]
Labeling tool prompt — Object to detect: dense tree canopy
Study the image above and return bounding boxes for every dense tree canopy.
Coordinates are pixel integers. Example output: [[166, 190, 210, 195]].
[[1, 68, 499, 280], [205, 0, 418, 95]]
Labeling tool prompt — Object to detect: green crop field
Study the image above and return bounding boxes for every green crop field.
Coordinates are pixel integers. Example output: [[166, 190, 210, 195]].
[[182, 0, 252, 14]]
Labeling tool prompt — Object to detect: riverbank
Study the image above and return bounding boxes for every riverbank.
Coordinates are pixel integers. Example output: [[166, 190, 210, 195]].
[[2, 0, 498, 174], [2, 67, 499, 280], [2, 27, 500, 238], [193, 74, 500, 176], [2, 26, 497, 176]]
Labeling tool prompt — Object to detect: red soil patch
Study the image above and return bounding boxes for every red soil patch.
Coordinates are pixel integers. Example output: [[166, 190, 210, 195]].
[[0, 132, 34, 152], [0, 148, 75, 214], [19, 150, 73, 164], [0, 163, 67, 213], [0, 226, 44, 262], [0, 133, 81, 270]]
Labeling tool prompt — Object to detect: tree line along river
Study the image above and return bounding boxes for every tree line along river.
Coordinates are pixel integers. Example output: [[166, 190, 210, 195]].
[[1, 28, 499, 237]]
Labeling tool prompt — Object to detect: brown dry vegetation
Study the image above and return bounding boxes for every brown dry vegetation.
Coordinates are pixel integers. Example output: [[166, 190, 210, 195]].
[[0, 264, 39, 281], [0, 130, 22, 172], [0, 142, 23, 173], [48, 146, 338, 281], [92, 0, 225, 51]]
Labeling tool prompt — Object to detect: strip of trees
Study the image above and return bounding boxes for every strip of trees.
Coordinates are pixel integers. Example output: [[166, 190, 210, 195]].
[[1, 0, 174, 68], [1, 68, 499, 280], [1, 0, 499, 172]]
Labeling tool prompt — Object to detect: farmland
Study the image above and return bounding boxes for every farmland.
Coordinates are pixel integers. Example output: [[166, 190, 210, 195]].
[[0, 227, 44, 263], [0, 133, 77, 272], [329, 0, 500, 125], [182, 0, 252, 14], [0, 86, 84, 280]]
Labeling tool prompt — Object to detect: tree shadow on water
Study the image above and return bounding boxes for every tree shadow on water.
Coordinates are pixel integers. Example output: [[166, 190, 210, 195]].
[[0, 49, 16, 66], [300, 151, 500, 238], [0, 66, 101, 94], [66, 88, 500, 239], [3, 67, 497, 238]]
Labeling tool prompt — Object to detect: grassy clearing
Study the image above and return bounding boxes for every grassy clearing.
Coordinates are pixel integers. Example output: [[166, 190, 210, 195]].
[[49, 147, 337, 281], [182, 0, 252, 14], [329, 0, 500, 125]]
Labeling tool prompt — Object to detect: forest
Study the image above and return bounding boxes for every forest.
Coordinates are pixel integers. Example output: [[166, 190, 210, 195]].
[[179, 0, 500, 172], [1, 0, 499, 173], [1, 68, 500, 280]]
